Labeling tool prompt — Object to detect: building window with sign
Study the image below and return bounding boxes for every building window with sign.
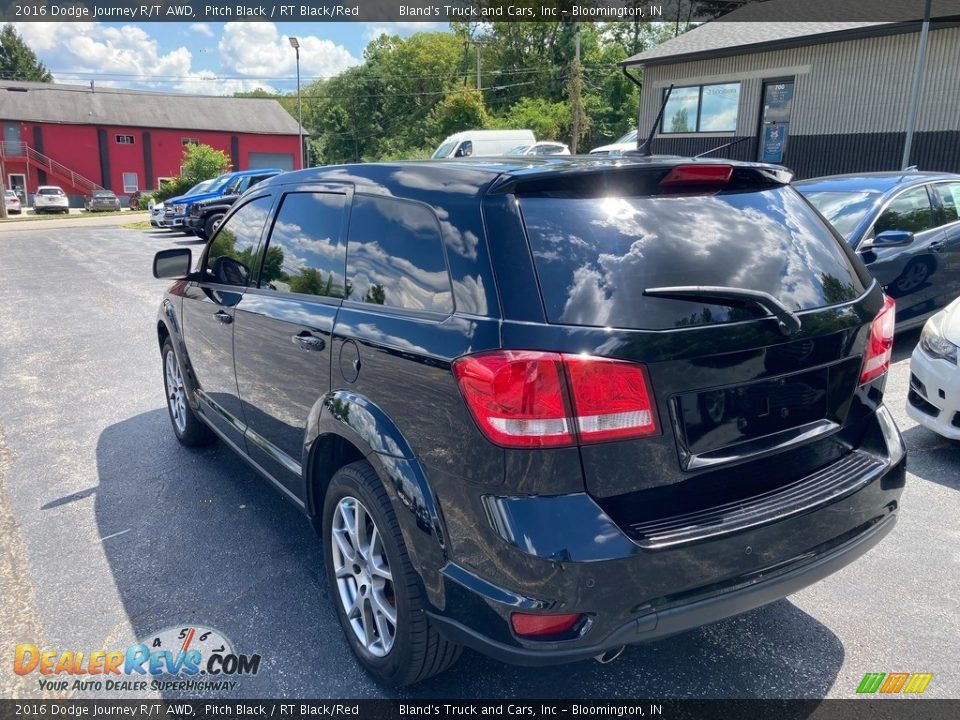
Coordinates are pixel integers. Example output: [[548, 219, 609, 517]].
[[661, 82, 740, 134]]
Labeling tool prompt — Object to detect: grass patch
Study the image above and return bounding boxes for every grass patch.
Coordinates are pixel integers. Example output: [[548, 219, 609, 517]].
[[0, 210, 148, 223], [122, 220, 153, 230]]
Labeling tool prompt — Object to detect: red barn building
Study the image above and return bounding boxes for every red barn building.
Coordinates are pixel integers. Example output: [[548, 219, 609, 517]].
[[0, 81, 303, 204]]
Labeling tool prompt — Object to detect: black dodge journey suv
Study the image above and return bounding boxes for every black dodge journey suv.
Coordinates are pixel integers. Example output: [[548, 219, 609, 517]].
[[153, 156, 905, 685]]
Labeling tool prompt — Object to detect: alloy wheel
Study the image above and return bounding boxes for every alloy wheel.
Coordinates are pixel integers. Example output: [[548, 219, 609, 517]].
[[331, 496, 397, 657], [165, 350, 187, 434]]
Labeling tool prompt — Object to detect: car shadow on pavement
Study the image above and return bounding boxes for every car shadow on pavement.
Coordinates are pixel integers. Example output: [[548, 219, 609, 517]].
[[94, 409, 845, 700], [891, 328, 921, 364], [900, 425, 959, 491]]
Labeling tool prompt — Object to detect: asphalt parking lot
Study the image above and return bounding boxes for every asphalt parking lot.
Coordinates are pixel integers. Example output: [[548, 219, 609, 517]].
[[0, 223, 958, 700]]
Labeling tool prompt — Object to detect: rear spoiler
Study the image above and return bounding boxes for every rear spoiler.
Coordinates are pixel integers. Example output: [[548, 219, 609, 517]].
[[488, 162, 794, 196]]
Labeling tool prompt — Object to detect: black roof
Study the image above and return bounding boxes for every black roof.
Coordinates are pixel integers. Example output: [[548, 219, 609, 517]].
[[261, 155, 790, 195]]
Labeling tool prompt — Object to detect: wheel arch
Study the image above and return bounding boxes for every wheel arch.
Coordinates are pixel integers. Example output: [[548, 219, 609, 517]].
[[304, 390, 449, 607]]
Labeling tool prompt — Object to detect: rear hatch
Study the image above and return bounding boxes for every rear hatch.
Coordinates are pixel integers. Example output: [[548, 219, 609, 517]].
[[510, 162, 882, 507]]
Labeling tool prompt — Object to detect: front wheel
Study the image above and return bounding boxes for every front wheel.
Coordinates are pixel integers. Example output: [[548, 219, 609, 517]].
[[323, 461, 461, 686], [161, 338, 214, 447], [204, 213, 224, 240]]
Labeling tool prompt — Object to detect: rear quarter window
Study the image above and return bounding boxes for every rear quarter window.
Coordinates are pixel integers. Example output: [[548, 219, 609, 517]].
[[346, 195, 453, 314], [520, 186, 865, 330]]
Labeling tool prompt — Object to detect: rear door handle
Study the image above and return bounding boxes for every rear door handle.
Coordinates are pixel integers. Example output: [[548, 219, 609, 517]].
[[930, 240, 945, 253], [293, 332, 325, 352], [214, 310, 233, 325]]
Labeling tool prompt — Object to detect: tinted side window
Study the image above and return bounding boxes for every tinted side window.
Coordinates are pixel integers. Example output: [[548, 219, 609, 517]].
[[260, 192, 347, 298], [874, 186, 935, 234], [346, 195, 452, 313], [205, 196, 273, 287], [934, 182, 960, 225]]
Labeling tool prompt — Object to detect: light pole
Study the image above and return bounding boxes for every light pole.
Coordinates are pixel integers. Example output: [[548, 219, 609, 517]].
[[288, 36, 304, 169]]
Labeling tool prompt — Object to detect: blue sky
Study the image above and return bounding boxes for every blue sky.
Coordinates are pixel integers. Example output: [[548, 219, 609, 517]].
[[14, 22, 448, 94]]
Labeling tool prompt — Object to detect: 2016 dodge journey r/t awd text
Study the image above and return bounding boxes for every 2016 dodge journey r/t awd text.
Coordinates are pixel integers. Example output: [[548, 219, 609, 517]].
[[153, 157, 906, 686]]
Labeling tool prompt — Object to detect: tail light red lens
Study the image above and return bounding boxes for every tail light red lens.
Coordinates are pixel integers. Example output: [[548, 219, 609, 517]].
[[860, 295, 896, 385], [452, 351, 658, 448], [510, 612, 583, 638], [451, 351, 573, 448], [563, 355, 658, 443], [659, 164, 733, 191]]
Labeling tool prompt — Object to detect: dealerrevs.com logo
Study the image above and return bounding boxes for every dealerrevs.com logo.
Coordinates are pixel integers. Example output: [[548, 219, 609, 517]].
[[14, 625, 261, 693], [856, 672, 934, 695]]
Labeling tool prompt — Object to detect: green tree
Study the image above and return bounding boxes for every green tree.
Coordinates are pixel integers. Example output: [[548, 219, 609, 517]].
[[494, 97, 570, 141], [0, 24, 52, 82], [181, 143, 231, 185], [429, 87, 489, 139], [364, 284, 386, 305], [670, 107, 691, 133]]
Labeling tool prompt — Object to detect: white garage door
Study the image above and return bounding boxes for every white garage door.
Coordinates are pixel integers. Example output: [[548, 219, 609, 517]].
[[249, 152, 295, 170]]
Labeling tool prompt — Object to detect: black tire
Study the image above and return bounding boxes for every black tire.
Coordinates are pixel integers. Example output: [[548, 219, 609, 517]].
[[322, 460, 461, 686], [204, 213, 224, 240], [161, 338, 214, 447]]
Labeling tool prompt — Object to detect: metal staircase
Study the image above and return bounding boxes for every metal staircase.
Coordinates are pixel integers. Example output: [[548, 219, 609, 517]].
[[0, 141, 103, 193]]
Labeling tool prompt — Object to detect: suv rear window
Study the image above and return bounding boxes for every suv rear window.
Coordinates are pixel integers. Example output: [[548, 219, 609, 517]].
[[520, 186, 865, 330], [38, 188, 64, 196]]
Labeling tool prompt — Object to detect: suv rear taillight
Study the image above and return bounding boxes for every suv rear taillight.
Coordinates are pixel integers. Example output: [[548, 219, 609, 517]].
[[452, 351, 658, 449], [860, 295, 896, 385]]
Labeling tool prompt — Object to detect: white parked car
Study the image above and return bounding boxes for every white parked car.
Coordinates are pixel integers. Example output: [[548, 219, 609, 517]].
[[505, 141, 571, 156], [589, 129, 639, 156], [150, 201, 165, 227], [4, 189, 21, 214], [33, 185, 69, 214], [907, 296, 960, 439], [431, 129, 536, 159]]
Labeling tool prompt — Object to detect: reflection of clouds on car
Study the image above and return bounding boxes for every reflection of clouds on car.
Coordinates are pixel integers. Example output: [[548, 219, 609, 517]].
[[347, 195, 453, 313], [524, 188, 862, 330]]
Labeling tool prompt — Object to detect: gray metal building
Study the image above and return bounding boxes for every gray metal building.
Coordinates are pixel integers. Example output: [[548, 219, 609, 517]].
[[622, 19, 960, 178]]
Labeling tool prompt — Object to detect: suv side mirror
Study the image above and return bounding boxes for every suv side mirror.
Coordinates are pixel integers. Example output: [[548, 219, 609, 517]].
[[861, 230, 914, 251], [154, 248, 192, 279]]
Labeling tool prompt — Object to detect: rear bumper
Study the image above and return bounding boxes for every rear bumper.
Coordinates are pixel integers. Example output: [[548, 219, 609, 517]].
[[427, 406, 906, 665], [430, 511, 897, 666]]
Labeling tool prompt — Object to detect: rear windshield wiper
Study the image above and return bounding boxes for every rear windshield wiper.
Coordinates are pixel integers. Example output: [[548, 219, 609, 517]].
[[642, 285, 802, 336]]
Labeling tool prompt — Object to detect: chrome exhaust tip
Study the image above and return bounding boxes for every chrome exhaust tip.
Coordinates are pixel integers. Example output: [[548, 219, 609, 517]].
[[594, 646, 625, 664]]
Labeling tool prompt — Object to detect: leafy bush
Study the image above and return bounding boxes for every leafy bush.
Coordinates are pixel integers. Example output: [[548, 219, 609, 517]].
[[150, 143, 231, 202]]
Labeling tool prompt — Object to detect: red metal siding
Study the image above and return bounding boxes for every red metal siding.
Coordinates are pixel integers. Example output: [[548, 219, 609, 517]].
[[19, 122, 100, 193], [6, 122, 300, 195]]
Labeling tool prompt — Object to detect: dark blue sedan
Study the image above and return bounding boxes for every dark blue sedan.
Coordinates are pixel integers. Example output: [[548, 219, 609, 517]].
[[796, 171, 960, 330]]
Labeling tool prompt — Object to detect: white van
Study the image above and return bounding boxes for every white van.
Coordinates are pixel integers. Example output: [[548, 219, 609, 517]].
[[431, 130, 536, 159]]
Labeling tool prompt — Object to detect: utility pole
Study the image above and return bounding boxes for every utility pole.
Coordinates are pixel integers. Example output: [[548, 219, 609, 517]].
[[569, 23, 584, 153], [288, 36, 304, 169], [902, 0, 932, 169], [470, 39, 486, 90], [0, 149, 7, 219]]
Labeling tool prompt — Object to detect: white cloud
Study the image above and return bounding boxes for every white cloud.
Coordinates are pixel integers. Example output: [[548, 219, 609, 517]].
[[13, 21, 356, 95], [363, 22, 446, 42], [218, 22, 358, 80], [189, 23, 215, 37]]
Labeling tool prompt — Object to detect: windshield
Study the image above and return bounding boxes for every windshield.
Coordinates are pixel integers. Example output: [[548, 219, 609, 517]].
[[615, 129, 638, 144], [521, 187, 864, 330], [185, 179, 215, 195], [93, 191, 114, 198], [506, 145, 530, 155], [798, 190, 881, 242], [432, 141, 458, 159]]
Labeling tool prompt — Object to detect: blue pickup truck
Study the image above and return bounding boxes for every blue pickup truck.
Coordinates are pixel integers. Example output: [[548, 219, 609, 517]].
[[162, 168, 283, 232]]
